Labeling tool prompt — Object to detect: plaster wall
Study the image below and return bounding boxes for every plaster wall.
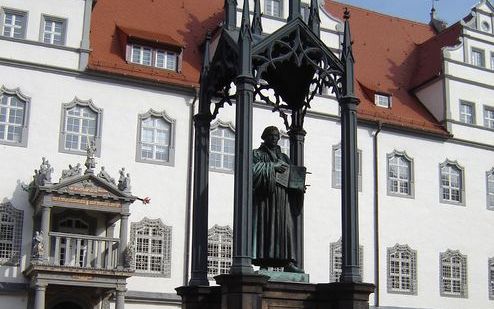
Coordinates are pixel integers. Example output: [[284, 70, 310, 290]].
[[414, 79, 444, 122], [0, 64, 193, 294]]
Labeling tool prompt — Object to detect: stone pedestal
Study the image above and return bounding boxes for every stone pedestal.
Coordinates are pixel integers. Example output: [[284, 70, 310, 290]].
[[177, 279, 374, 309]]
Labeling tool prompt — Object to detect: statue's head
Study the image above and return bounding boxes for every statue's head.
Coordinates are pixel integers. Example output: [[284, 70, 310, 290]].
[[261, 126, 280, 147]]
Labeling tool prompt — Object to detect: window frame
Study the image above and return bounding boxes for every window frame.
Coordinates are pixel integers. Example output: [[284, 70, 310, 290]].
[[490, 52, 494, 70], [329, 238, 363, 283], [471, 48, 485, 68], [127, 43, 179, 72], [58, 97, 103, 156], [209, 120, 236, 174], [439, 160, 465, 206], [374, 93, 392, 108], [459, 100, 476, 125], [207, 225, 233, 280], [0, 85, 30, 147], [136, 109, 176, 166], [0, 202, 24, 266], [40, 14, 67, 46], [483, 106, 494, 129], [439, 250, 468, 298], [487, 168, 494, 211], [1, 8, 28, 39], [386, 244, 417, 295], [332, 144, 362, 191], [130, 217, 172, 277], [264, 0, 283, 18], [387, 150, 414, 198]]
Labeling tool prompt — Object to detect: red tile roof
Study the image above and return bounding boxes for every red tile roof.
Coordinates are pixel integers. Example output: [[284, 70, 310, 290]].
[[325, 1, 450, 136], [88, 0, 224, 89], [89, 0, 458, 136]]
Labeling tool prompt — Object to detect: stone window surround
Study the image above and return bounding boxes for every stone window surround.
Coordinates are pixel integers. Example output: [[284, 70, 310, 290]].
[[386, 150, 415, 199], [135, 109, 176, 166], [0, 7, 28, 39], [329, 238, 363, 283], [130, 217, 172, 278], [470, 47, 485, 67], [459, 100, 476, 125], [264, 0, 283, 18], [0, 202, 24, 266], [58, 97, 103, 157], [0, 85, 30, 147], [386, 244, 417, 295], [439, 159, 466, 206], [40, 14, 67, 46], [487, 168, 494, 210], [209, 120, 236, 174], [331, 143, 362, 191], [483, 105, 494, 129], [207, 224, 233, 280], [439, 249, 468, 298]]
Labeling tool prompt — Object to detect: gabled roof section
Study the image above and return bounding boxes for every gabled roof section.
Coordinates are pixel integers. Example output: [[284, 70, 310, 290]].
[[30, 174, 136, 204], [88, 0, 224, 89], [325, 2, 449, 136]]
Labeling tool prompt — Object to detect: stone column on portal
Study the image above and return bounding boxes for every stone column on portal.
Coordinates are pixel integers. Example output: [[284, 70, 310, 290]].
[[33, 282, 47, 309], [118, 212, 130, 269]]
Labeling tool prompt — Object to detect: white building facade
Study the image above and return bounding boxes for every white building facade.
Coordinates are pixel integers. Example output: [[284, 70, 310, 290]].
[[0, 0, 493, 309]]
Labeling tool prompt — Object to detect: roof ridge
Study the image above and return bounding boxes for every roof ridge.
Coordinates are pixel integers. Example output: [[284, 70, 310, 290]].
[[330, 0, 433, 29]]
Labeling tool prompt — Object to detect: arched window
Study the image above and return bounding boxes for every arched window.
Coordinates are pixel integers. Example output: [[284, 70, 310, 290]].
[[439, 160, 465, 205], [210, 121, 235, 172], [0, 202, 23, 266], [136, 109, 176, 165], [207, 225, 232, 279], [329, 238, 363, 282], [0, 86, 30, 147], [387, 244, 417, 294], [130, 218, 172, 277], [440, 250, 467, 298], [387, 151, 414, 197], [59, 98, 102, 155]]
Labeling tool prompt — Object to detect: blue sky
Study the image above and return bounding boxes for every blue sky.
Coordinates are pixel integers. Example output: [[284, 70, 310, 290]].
[[334, 0, 482, 25]]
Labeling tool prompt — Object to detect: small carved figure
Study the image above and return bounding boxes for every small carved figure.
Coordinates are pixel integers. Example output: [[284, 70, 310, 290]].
[[61, 163, 82, 180], [97, 166, 115, 184], [35, 157, 54, 185], [85, 140, 97, 174], [118, 168, 131, 192], [32, 231, 44, 258]]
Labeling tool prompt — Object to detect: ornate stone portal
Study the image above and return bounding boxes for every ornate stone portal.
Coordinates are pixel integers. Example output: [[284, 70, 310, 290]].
[[177, 0, 374, 308], [24, 152, 138, 309]]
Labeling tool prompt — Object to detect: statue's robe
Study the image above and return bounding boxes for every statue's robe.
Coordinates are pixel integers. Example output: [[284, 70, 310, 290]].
[[252, 143, 296, 267]]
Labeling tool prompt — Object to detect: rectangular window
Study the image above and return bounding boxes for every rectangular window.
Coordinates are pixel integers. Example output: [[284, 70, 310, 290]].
[[0, 92, 27, 144], [489, 258, 494, 299], [440, 164, 462, 203], [471, 48, 485, 67], [42, 16, 66, 45], [484, 107, 494, 129], [2, 10, 26, 39], [459, 101, 475, 124], [440, 251, 467, 298], [387, 245, 417, 294], [491, 53, 494, 70], [388, 152, 413, 197], [129, 44, 178, 71], [156, 50, 177, 71], [487, 172, 494, 210], [375, 93, 391, 108], [332, 146, 362, 191], [265, 0, 282, 18], [210, 126, 235, 172]]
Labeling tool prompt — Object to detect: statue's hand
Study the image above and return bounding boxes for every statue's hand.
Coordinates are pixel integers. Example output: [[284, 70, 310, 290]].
[[274, 162, 287, 173]]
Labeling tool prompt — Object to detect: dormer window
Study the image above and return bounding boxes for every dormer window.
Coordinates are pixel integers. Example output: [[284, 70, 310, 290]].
[[118, 26, 181, 72], [129, 44, 178, 71], [375, 93, 391, 108]]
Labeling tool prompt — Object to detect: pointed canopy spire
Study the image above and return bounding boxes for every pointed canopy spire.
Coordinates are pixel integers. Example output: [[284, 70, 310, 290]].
[[251, 0, 263, 35], [238, 0, 253, 76], [225, 0, 238, 30], [308, 0, 320, 37], [288, 0, 301, 22], [341, 8, 355, 96], [201, 32, 211, 75]]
